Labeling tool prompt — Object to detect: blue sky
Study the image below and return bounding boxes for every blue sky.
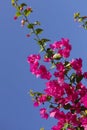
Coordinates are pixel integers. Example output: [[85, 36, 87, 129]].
[[0, 0, 87, 130]]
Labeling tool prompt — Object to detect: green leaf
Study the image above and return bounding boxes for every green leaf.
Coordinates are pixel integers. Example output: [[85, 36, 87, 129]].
[[40, 128, 44, 130], [83, 24, 87, 29], [49, 104, 55, 108], [74, 99, 80, 104], [64, 61, 71, 74], [78, 17, 83, 22], [50, 63, 56, 69], [80, 106, 86, 111], [76, 75, 83, 83], [37, 92, 42, 96], [16, 11, 21, 17], [63, 103, 71, 110], [62, 123, 69, 130], [39, 45, 45, 52], [41, 38, 50, 43], [70, 73, 76, 83], [38, 39, 50, 46], [74, 12, 80, 19], [20, 3, 27, 7], [29, 89, 35, 97], [76, 127, 84, 130], [24, 9, 31, 16], [35, 28, 43, 35], [84, 25, 87, 29], [71, 109, 76, 114], [38, 38, 50, 45], [34, 21, 40, 25], [47, 96, 52, 101], [11, 0, 15, 4], [85, 21, 87, 25], [27, 23, 34, 29], [46, 48, 54, 58], [64, 61, 71, 67]]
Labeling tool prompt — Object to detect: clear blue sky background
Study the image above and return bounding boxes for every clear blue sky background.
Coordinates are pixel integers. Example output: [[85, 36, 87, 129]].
[[0, 0, 87, 130]]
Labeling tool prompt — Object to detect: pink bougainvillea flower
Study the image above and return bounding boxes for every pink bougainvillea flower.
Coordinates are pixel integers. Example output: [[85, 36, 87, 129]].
[[83, 72, 87, 79], [40, 108, 48, 119], [58, 38, 72, 58], [51, 125, 60, 130], [29, 61, 39, 76], [38, 94, 48, 103], [54, 71, 64, 84], [51, 118, 65, 130], [34, 95, 49, 106], [33, 101, 40, 107], [45, 80, 64, 98], [50, 111, 56, 118], [65, 112, 80, 126], [54, 62, 65, 84], [27, 54, 51, 80], [51, 110, 80, 129], [27, 54, 41, 64], [50, 41, 62, 50], [51, 124, 63, 130], [44, 57, 51, 62], [58, 48, 71, 58], [81, 94, 87, 108], [70, 58, 82, 73], [81, 117, 87, 130], [50, 38, 72, 58], [37, 65, 52, 80], [77, 83, 87, 97], [50, 109, 61, 118], [61, 38, 72, 50], [56, 62, 65, 72]]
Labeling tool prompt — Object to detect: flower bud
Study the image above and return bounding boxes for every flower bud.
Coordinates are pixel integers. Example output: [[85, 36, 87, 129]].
[[27, 7, 32, 12], [21, 19, 25, 26], [14, 16, 18, 20], [26, 34, 30, 37], [53, 53, 61, 60], [20, 7, 23, 11]]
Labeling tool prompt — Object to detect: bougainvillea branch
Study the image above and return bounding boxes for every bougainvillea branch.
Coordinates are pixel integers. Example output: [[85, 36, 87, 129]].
[[12, 0, 87, 130], [12, 0, 51, 53], [74, 12, 87, 29]]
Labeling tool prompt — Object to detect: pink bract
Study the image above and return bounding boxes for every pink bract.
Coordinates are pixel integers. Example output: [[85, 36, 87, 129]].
[[83, 72, 87, 79], [70, 58, 82, 73], [81, 117, 87, 130], [37, 65, 52, 80], [40, 108, 48, 119], [50, 38, 72, 58], [27, 54, 41, 64], [81, 94, 87, 108]]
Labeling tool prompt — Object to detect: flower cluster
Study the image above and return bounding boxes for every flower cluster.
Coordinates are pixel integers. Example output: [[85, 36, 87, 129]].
[[27, 54, 52, 80], [27, 38, 87, 130], [50, 38, 72, 58]]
